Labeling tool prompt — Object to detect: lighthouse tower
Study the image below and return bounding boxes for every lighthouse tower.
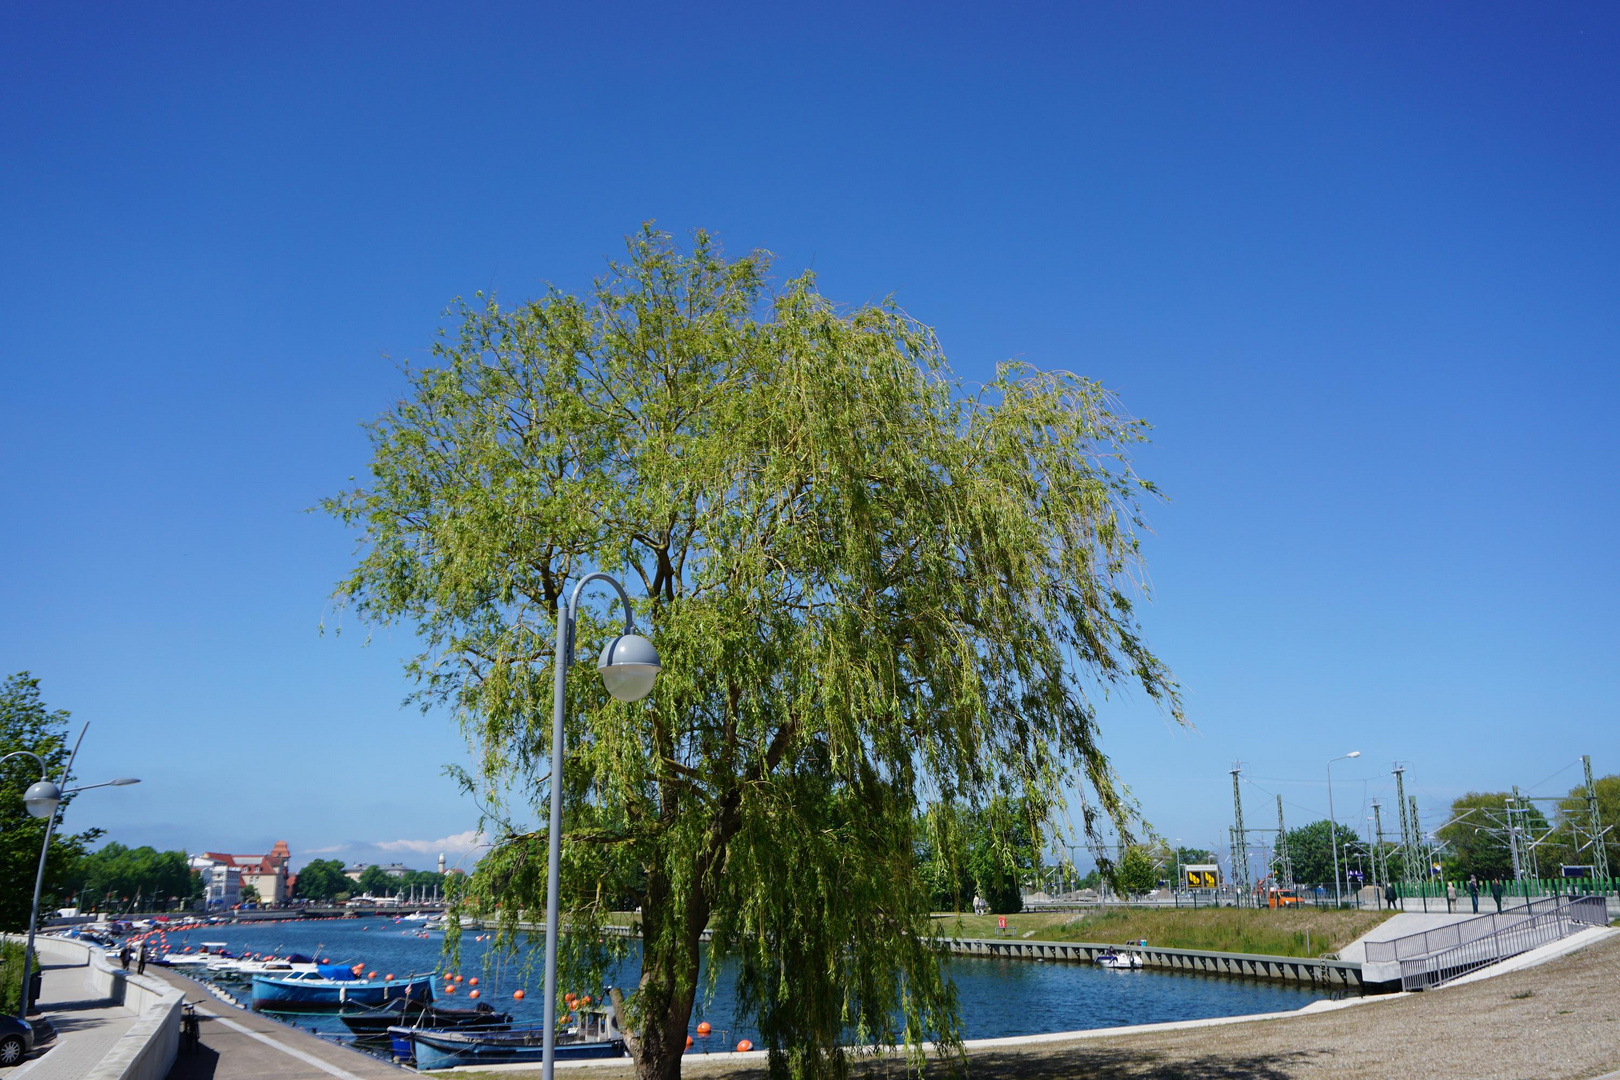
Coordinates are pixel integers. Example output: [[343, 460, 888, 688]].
[[437, 852, 445, 875]]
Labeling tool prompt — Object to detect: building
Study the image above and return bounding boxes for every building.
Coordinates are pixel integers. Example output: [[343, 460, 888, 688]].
[[189, 856, 240, 908], [193, 841, 293, 906]]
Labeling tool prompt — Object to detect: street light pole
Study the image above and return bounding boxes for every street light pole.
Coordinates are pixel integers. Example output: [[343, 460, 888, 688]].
[[542, 574, 660, 1080], [1327, 751, 1360, 907], [2, 724, 140, 1018]]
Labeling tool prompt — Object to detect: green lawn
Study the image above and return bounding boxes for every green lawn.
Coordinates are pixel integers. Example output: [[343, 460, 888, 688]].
[[932, 906, 1393, 958]]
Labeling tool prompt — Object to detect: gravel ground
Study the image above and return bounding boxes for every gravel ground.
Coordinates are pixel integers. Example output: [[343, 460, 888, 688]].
[[471, 932, 1620, 1080]]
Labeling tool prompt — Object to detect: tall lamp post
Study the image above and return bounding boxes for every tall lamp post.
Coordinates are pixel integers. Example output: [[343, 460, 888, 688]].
[[1326, 751, 1360, 906], [542, 574, 660, 1080], [2, 725, 140, 1018]]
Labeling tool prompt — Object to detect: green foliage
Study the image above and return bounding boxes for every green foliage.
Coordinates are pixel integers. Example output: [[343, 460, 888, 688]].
[[293, 859, 350, 901], [239, 883, 261, 904], [74, 843, 195, 910], [1112, 845, 1158, 896], [327, 227, 1180, 1080], [1439, 793, 1549, 880], [1547, 774, 1620, 871], [0, 939, 24, 1015], [357, 865, 395, 896], [917, 799, 1036, 914], [1175, 846, 1213, 867], [0, 673, 99, 932], [1279, 819, 1363, 887]]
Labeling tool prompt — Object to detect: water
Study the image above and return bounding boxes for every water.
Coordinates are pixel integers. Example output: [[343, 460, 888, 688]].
[[152, 918, 1331, 1057]]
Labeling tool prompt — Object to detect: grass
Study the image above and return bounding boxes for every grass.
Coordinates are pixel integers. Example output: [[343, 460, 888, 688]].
[[931, 907, 1393, 958]]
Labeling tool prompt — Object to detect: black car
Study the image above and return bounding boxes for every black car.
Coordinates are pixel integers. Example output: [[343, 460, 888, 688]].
[[0, 1014, 35, 1067]]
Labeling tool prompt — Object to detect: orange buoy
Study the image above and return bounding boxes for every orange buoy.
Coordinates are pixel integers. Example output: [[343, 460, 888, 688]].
[[737, 1040, 753, 1052], [685, 1036, 693, 1050], [468, 977, 478, 986], [443, 984, 456, 994], [469, 989, 479, 999], [385, 974, 395, 981], [454, 974, 463, 983], [513, 990, 525, 1000], [368, 971, 377, 979], [697, 1022, 711, 1036]]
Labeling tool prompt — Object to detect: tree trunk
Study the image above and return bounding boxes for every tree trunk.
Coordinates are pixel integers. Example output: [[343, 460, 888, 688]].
[[631, 866, 710, 1080]]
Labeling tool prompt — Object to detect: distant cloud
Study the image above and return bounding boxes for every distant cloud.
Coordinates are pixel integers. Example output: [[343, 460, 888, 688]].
[[377, 830, 487, 856]]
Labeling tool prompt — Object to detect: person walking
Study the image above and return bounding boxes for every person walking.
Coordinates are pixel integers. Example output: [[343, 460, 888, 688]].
[[1445, 881, 1457, 913], [1491, 879, 1505, 913], [118, 942, 131, 971], [1384, 882, 1398, 911], [1468, 875, 1480, 914], [136, 942, 147, 976]]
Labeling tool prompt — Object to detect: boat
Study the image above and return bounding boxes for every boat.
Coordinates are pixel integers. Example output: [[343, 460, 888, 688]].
[[161, 942, 236, 967], [251, 966, 436, 1010], [339, 999, 512, 1036], [401, 1009, 624, 1070], [1094, 950, 1143, 970], [208, 953, 319, 981]]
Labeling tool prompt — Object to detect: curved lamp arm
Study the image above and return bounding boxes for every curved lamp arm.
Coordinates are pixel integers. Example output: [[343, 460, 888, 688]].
[[564, 572, 639, 664]]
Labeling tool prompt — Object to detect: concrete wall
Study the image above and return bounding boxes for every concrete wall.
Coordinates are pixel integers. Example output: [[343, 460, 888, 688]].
[[25, 935, 183, 1080], [942, 936, 1368, 988]]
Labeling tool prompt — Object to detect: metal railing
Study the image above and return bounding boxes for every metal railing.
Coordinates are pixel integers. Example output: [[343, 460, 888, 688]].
[[1396, 895, 1608, 991], [1363, 895, 1575, 963]]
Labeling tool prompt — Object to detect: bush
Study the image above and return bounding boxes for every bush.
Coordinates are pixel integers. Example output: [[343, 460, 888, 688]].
[[0, 939, 25, 1015]]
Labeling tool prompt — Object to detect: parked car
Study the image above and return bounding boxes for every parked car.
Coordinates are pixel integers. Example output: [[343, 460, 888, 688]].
[[0, 1015, 36, 1067]]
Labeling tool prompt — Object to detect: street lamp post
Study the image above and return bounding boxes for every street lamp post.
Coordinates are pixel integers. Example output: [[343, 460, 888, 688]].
[[1326, 751, 1360, 907], [542, 574, 660, 1080], [2, 724, 139, 1018]]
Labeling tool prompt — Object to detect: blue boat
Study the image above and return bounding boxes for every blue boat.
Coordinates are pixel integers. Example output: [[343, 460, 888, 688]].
[[251, 966, 436, 1011], [404, 1011, 624, 1071]]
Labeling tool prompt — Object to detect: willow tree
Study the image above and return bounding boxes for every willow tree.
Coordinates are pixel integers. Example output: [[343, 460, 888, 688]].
[[327, 227, 1180, 1080]]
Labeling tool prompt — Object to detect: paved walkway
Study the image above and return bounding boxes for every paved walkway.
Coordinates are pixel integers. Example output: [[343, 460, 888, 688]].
[[149, 967, 409, 1080], [0, 944, 139, 1079]]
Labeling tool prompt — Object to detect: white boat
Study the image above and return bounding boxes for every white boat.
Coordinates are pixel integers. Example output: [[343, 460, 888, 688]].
[[163, 942, 235, 967], [1094, 950, 1143, 970]]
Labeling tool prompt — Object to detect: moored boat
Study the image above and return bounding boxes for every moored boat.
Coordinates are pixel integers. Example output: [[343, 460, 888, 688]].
[[1095, 950, 1143, 970], [340, 998, 512, 1036], [251, 967, 435, 1010], [401, 1008, 623, 1070]]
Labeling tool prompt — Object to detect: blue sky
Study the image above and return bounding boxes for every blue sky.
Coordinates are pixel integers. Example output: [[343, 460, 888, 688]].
[[2, 3, 1616, 872]]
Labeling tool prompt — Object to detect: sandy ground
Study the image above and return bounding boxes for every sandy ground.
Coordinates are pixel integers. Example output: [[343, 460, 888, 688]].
[[471, 932, 1620, 1080]]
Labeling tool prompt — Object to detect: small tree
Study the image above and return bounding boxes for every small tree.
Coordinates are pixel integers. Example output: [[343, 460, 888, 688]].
[[1113, 846, 1158, 897], [239, 883, 261, 904], [0, 673, 99, 932], [357, 865, 395, 897], [293, 859, 350, 902]]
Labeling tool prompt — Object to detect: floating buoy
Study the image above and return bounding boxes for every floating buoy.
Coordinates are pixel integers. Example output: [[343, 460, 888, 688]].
[[443, 984, 456, 994], [368, 971, 377, 979], [385, 974, 395, 981], [454, 974, 463, 983], [468, 977, 478, 986], [582, 995, 592, 1006], [696, 1022, 711, 1036], [469, 989, 479, 999], [513, 990, 525, 1000], [737, 1040, 753, 1052], [685, 1036, 693, 1050]]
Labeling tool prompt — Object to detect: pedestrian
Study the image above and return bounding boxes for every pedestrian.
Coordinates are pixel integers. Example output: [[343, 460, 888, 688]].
[[1446, 881, 1457, 913], [1384, 882, 1398, 910], [1468, 875, 1480, 914], [1491, 879, 1504, 913], [119, 942, 131, 971], [136, 942, 147, 975]]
